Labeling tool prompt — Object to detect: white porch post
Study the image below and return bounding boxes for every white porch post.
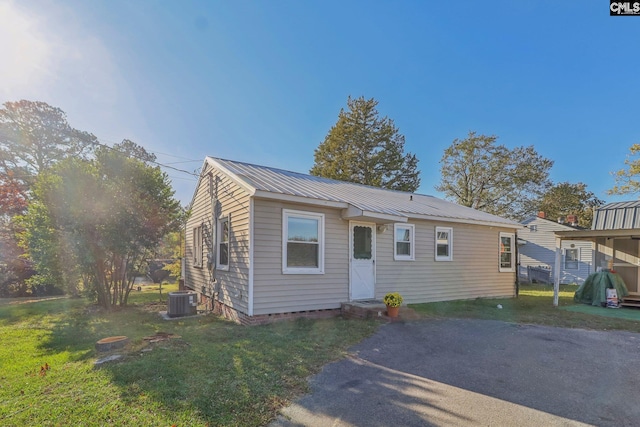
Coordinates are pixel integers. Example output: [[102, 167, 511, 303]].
[[553, 236, 562, 307]]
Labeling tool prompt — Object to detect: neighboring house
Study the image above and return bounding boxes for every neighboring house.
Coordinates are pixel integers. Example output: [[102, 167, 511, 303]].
[[184, 157, 521, 324], [519, 213, 592, 284], [555, 201, 640, 296]]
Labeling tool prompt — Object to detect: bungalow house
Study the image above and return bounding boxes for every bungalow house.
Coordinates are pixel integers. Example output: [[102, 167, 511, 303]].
[[184, 157, 522, 324], [554, 201, 640, 302], [519, 212, 592, 284]]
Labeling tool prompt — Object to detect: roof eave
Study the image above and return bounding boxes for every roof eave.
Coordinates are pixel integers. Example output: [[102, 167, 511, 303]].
[[253, 190, 349, 209], [555, 228, 640, 240], [341, 206, 408, 224], [206, 157, 257, 195], [408, 213, 523, 229]]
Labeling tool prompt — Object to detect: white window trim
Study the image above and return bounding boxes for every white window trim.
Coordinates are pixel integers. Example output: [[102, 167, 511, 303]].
[[394, 223, 415, 261], [282, 209, 325, 274], [435, 226, 453, 261], [499, 232, 515, 273], [564, 247, 580, 270], [217, 214, 230, 271], [193, 225, 203, 268]]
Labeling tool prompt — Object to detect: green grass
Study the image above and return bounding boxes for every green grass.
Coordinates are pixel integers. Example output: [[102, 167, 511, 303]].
[[0, 284, 379, 426], [6, 283, 640, 426], [410, 284, 640, 333]]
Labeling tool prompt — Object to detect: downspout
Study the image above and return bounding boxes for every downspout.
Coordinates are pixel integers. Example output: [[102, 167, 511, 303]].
[[208, 173, 218, 287], [514, 230, 520, 297], [180, 225, 186, 290], [553, 236, 562, 307], [248, 197, 254, 316]]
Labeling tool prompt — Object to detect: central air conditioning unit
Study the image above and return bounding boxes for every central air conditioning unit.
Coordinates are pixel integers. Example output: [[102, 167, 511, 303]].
[[167, 291, 198, 318]]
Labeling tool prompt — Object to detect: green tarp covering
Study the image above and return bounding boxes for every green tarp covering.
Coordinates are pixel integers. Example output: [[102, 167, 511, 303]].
[[574, 270, 629, 306]]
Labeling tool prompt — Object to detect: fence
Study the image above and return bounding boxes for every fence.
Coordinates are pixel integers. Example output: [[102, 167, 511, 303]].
[[519, 265, 552, 284]]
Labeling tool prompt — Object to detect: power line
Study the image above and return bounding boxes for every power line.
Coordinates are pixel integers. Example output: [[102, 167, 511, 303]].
[[94, 138, 199, 177], [162, 160, 202, 165], [96, 136, 200, 162]]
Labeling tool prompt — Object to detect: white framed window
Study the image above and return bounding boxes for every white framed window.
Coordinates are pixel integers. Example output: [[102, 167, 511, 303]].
[[193, 225, 203, 268], [435, 226, 453, 261], [565, 248, 579, 270], [529, 225, 537, 232], [217, 215, 230, 271], [282, 209, 324, 274], [499, 232, 515, 272], [394, 223, 415, 261]]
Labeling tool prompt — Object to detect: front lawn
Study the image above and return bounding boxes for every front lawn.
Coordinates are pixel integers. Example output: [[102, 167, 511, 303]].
[[0, 285, 379, 426], [410, 284, 640, 333]]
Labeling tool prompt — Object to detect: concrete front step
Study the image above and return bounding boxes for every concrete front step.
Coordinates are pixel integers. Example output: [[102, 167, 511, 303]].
[[341, 301, 421, 322]]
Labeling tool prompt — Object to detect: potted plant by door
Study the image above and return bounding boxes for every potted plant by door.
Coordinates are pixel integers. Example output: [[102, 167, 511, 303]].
[[383, 292, 403, 318]]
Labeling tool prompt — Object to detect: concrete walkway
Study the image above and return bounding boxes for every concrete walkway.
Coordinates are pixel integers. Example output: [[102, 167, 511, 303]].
[[270, 319, 640, 426]]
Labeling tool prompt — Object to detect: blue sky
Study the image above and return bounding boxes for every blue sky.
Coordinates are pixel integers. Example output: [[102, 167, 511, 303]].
[[1, 0, 638, 207]]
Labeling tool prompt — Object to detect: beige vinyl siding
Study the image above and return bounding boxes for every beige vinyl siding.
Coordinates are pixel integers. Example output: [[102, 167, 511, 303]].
[[376, 221, 517, 303], [252, 198, 349, 315], [184, 163, 251, 314], [596, 238, 640, 293], [519, 217, 592, 284]]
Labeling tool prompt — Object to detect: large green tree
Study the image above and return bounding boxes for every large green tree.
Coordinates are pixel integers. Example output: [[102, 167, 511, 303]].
[[610, 143, 640, 196], [0, 100, 98, 294], [21, 142, 181, 308], [436, 131, 553, 220], [537, 182, 603, 228], [0, 100, 98, 186], [311, 96, 420, 192]]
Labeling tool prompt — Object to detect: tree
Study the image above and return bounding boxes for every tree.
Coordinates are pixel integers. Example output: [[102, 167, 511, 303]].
[[22, 142, 182, 308], [610, 143, 640, 196], [0, 170, 32, 296], [0, 171, 27, 217], [113, 138, 157, 163], [436, 131, 553, 220], [0, 100, 97, 187], [0, 100, 97, 294], [310, 96, 420, 192], [537, 182, 604, 228]]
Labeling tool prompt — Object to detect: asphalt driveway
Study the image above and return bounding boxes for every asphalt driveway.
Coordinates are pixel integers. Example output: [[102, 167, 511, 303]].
[[270, 319, 640, 426]]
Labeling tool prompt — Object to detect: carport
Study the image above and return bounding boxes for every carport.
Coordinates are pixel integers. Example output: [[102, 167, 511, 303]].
[[552, 201, 640, 306]]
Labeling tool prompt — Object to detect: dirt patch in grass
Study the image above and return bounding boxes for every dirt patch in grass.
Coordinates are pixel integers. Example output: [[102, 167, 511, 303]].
[[0, 290, 379, 426]]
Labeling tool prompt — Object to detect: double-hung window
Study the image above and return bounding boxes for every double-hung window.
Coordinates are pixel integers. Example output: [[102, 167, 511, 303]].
[[193, 225, 203, 268], [217, 215, 230, 270], [499, 232, 515, 272], [435, 227, 453, 261], [565, 248, 579, 270], [394, 223, 415, 261], [282, 209, 324, 274]]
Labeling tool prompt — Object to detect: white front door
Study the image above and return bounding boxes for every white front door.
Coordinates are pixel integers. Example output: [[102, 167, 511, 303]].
[[350, 222, 375, 300]]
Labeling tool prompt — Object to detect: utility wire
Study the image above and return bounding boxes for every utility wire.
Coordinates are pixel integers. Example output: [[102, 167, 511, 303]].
[[94, 138, 200, 177]]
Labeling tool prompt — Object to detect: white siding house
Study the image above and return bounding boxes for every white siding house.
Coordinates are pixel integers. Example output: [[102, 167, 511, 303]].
[[554, 201, 640, 295], [519, 214, 592, 284], [184, 157, 522, 324]]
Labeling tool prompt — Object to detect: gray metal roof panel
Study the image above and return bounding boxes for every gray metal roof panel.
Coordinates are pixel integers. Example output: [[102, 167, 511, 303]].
[[208, 157, 519, 227], [593, 201, 640, 230]]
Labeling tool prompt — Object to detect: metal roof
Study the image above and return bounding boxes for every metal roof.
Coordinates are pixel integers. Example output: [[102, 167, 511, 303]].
[[592, 201, 640, 230], [207, 157, 520, 228]]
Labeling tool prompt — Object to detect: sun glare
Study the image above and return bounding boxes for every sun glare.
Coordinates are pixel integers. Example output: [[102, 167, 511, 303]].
[[0, 1, 51, 97]]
